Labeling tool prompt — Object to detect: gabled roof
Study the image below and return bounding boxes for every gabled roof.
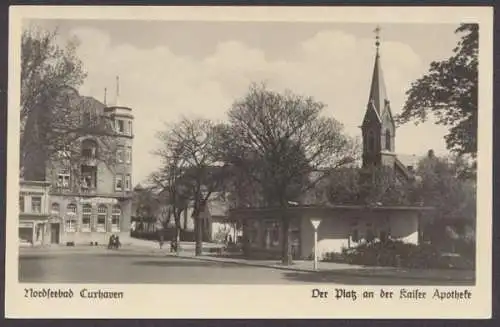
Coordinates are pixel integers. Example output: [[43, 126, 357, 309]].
[[394, 157, 412, 180], [362, 101, 382, 126]]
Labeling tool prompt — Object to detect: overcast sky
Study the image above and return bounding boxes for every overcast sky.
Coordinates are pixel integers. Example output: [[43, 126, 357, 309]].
[[27, 19, 462, 185]]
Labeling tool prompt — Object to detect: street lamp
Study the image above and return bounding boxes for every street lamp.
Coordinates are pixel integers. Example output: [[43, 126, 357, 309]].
[[310, 218, 322, 271]]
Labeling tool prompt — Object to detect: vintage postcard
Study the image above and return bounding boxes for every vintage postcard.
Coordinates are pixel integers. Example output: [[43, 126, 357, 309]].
[[5, 5, 492, 318]]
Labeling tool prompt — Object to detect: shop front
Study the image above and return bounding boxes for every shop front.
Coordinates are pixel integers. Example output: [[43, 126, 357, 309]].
[[19, 180, 51, 246]]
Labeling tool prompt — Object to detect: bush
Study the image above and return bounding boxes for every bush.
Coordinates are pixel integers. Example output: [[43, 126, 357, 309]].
[[338, 240, 473, 270], [130, 228, 200, 242], [322, 252, 345, 263]]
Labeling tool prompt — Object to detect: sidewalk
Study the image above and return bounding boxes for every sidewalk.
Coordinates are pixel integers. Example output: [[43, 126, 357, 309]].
[[120, 237, 224, 251], [166, 252, 475, 282]]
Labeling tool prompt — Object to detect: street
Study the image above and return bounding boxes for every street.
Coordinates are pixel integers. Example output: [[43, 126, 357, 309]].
[[18, 247, 473, 285]]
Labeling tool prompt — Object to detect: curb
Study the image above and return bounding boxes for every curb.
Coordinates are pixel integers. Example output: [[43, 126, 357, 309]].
[[167, 253, 476, 283]]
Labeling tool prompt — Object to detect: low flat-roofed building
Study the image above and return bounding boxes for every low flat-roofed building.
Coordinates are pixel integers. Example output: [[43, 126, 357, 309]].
[[230, 204, 434, 260]]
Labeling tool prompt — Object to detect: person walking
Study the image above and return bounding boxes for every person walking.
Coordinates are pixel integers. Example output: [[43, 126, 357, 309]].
[[155, 218, 164, 249]]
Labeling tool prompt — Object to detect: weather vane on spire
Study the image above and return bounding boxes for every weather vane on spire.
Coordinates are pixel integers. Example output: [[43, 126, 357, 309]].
[[374, 25, 381, 50]]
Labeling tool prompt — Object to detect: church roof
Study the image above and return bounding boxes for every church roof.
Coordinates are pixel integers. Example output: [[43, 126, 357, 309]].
[[368, 50, 389, 116]]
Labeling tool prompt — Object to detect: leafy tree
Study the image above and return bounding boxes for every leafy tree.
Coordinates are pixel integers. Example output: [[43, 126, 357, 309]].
[[132, 184, 160, 226], [316, 166, 416, 206], [220, 83, 358, 265], [154, 118, 228, 255], [415, 151, 476, 220], [396, 24, 478, 159], [21, 25, 117, 182]]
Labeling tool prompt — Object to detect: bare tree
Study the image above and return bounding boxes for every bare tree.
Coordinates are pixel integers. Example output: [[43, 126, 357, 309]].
[[21, 25, 117, 182], [154, 118, 228, 255], [149, 147, 191, 246], [221, 83, 358, 265]]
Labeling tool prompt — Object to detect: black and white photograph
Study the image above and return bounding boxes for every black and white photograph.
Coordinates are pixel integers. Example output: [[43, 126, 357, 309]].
[[6, 6, 492, 319]]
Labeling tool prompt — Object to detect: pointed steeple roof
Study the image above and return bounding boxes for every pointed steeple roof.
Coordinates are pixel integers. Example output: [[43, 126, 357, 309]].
[[367, 26, 389, 115]]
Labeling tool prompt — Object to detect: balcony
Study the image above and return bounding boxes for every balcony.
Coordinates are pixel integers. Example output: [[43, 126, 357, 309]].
[[80, 186, 97, 195]]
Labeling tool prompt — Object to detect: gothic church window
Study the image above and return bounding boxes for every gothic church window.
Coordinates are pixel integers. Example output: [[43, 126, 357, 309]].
[[367, 130, 375, 152], [385, 129, 391, 151]]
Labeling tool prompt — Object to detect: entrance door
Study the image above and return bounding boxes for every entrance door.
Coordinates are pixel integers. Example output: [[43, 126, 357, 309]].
[[50, 223, 60, 244]]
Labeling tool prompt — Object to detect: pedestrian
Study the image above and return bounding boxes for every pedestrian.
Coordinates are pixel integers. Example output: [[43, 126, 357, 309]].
[[159, 231, 164, 249]]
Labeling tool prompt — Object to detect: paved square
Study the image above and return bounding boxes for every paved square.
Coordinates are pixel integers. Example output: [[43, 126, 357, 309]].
[[19, 247, 473, 285]]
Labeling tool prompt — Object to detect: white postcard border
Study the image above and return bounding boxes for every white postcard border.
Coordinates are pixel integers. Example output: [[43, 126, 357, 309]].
[[5, 5, 493, 319]]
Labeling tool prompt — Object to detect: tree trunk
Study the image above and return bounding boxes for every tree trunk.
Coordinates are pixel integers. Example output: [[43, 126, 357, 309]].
[[194, 202, 204, 256], [174, 212, 181, 243], [183, 210, 188, 230], [281, 208, 292, 265], [195, 212, 203, 255]]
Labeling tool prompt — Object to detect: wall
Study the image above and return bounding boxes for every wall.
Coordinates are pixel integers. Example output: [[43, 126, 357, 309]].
[[300, 211, 351, 259], [389, 212, 419, 244], [300, 209, 421, 259]]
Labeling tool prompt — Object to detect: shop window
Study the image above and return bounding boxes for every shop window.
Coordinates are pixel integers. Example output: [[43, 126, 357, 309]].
[[65, 203, 77, 232], [97, 205, 107, 232], [31, 196, 42, 213], [65, 219, 77, 233], [81, 204, 92, 232], [112, 205, 121, 232], [19, 195, 25, 213]]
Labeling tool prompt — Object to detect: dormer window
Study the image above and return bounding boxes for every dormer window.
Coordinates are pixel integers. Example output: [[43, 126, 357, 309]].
[[82, 139, 98, 159], [57, 168, 70, 188]]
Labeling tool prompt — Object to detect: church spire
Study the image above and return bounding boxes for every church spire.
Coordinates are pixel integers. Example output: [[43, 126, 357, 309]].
[[368, 26, 389, 115]]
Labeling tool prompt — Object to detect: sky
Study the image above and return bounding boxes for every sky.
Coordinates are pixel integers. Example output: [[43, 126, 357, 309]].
[[27, 19, 462, 185]]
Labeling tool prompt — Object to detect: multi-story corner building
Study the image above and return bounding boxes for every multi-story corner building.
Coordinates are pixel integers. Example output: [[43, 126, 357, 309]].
[[45, 93, 134, 245], [19, 180, 51, 246]]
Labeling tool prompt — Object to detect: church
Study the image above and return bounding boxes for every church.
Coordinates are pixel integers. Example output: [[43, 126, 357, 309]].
[[229, 30, 433, 260], [361, 30, 415, 178]]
